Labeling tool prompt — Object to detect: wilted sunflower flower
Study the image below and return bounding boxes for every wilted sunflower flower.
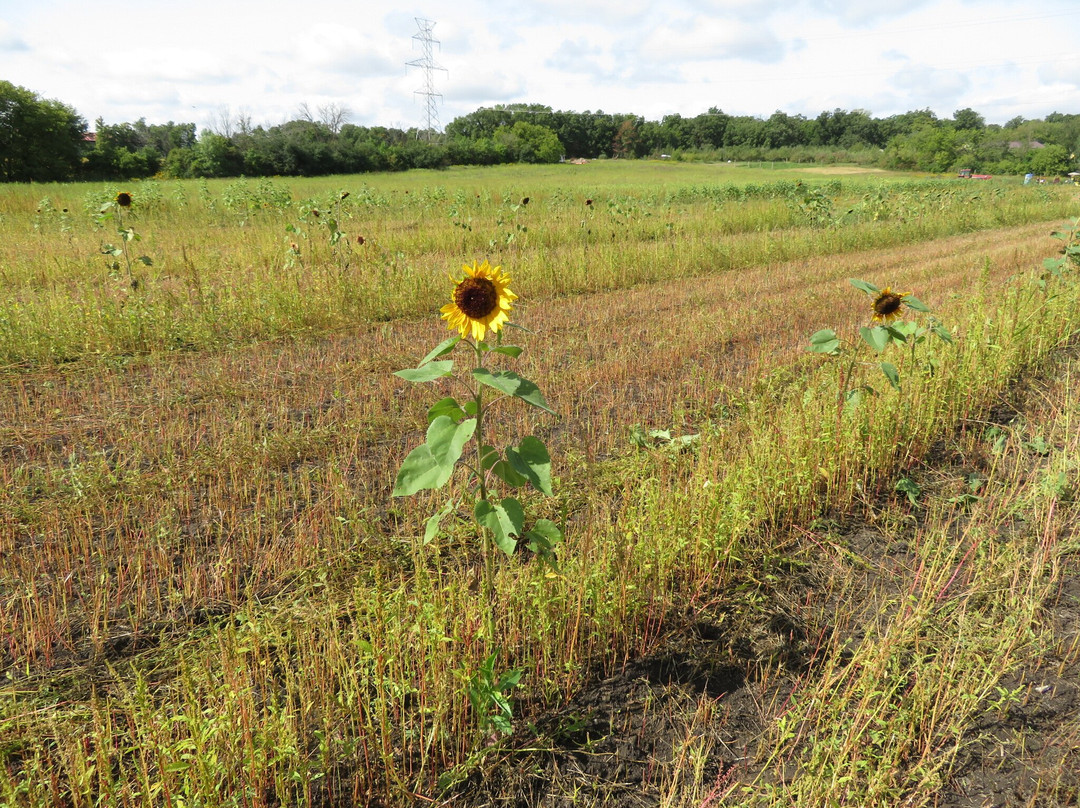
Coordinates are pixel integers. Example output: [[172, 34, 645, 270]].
[[440, 260, 517, 341], [115, 192, 132, 208], [871, 287, 907, 323]]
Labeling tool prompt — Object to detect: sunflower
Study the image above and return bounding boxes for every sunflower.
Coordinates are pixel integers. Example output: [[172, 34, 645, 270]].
[[115, 192, 132, 208], [871, 287, 907, 323], [440, 260, 517, 341]]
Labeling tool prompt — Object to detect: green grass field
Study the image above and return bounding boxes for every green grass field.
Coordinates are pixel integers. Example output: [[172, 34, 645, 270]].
[[2, 162, 1080, 807]]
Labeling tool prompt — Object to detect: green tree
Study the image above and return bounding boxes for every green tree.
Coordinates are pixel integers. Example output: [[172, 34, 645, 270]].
[[1028, 144, 1070, 176], [0, 81, 87, 182], [952, 107, 986, 131], [495, 121, 563, 163]]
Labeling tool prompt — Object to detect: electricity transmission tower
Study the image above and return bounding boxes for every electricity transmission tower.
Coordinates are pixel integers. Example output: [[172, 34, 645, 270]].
[[406, 18, 447, 141]]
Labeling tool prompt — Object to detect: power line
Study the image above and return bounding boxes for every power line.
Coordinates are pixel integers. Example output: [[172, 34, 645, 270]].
[[406, 18, 447, 141]]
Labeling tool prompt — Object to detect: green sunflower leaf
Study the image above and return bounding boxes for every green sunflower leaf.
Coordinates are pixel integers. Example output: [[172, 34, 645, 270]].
[[479, 444, 529, 489], [423, 499, 456, 545], [472, 369, 555, 415], [883, 324, 909, 343], [931, 321, 954, 344], [506, 436, 553, 496], [526, 519, 564, 569], [475, 497, 525, 556], [901, 294, 931, 313], [392, 416, 476, 496], [427, 397, 465, 424], [526, 519, 563, 553], [492, 459, 528, 489], [880, 361, 901, 390], [419, 337, 461, 366], [489, 345, 523, 358], [860, 326, 891, 353], [394, 360, 454, 383], [849, 278, 881, 295], [807, 329, 841, 355]]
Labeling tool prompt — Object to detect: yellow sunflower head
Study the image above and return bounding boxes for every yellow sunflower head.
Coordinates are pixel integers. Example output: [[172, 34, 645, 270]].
[[440, 260, 517, 341], [115, 191, 133, 208], [871, 287, 907, 323]]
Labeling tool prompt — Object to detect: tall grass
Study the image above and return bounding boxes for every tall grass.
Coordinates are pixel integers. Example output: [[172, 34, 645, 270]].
[[0, 168, 1073, 364]]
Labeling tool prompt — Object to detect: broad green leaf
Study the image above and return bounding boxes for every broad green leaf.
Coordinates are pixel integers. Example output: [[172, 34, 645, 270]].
[[489, 345, 523, 358], [392, 416, 476, 496], [484, 444, 529, 489], [883, 324, 909, 343], [478, 443, 500, 471], [526, 519, 563, 553], [506, 436, 553, 496], [423, 499, 456, 545], [880, 361, 900, 390], [472, 368, 555, 415], [137, 256, 153, 266], [931, 322, 954, 344], [475, 497, 525, 556], [427, 396, 465, 424], [394, 360, 453, 383], [849, 278, 881, 295], [495, 668, 523, 690], [419, 336, 460, 366], [807, 329, 840, 355], [860, 326, 891, 353], [901, 294, 930, 313], [1044, 257, 1066, 276], [479, 443, 529, 488], [889, 321, 920, 337]]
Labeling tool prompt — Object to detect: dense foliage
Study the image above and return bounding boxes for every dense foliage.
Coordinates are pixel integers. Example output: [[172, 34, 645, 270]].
[[4, 81, 1080, 182], [0, 81, 87, 182]]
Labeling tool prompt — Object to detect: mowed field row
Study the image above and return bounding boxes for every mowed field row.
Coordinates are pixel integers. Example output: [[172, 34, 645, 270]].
[[0, 219, 1062, 674]]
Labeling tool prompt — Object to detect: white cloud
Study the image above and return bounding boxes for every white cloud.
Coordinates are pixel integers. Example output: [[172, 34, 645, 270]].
[[293, 23, 401, 76], [5, 0, 1080, 130], [805, 0, 931, 26], [1037, 57, 1080, 88], [0, 19, 28, 51], [638, 17, 787, 65]]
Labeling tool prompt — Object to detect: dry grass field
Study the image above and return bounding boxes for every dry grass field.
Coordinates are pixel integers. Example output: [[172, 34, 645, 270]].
[[2, 162, 1080, 806]]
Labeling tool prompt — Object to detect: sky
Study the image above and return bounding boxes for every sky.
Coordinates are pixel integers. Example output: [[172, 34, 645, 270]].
[[4, 0, 1080, 134]]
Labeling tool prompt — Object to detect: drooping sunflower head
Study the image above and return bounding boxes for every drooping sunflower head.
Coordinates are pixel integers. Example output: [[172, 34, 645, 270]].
[[871, 287, 907, 323], [440, 260, 517, 341], [115, 192, 133, 208]]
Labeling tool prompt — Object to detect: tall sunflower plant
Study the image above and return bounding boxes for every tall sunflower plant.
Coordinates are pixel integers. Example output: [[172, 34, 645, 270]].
[[392, 259, 563, 572], [98, 191, 153, 289], [807, 278, 953, 404]]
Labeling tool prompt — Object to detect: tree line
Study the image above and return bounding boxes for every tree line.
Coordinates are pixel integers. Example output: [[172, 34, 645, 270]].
[[3, 79, 1078, 183]]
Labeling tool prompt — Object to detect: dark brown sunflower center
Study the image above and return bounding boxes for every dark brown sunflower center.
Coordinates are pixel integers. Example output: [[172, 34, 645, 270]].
[[454, 277, 498, 319], [873, 292, 902, 317], [116, 193, 132, 208]]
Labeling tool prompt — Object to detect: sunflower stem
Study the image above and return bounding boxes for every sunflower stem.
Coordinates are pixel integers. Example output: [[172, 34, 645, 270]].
[[471, 340, 497, 650]]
